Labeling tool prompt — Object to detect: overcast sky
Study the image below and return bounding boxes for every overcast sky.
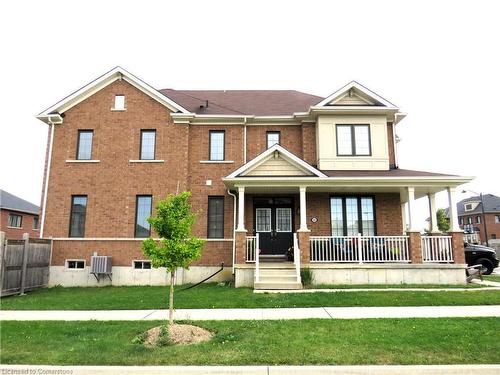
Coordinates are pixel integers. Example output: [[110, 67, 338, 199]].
[[1, 0, 498, 229]]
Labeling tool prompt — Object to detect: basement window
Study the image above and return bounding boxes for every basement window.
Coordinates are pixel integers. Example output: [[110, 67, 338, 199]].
[[133, 260, 151, 269], [113, 95, 125, 110], [66, 260, 85, 269]]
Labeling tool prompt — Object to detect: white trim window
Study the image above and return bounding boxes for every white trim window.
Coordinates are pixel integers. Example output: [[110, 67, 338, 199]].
[[495, 215, 500, 224], [476, 216, 481, 224], [66, 259, 85, 269], [276, 208, 292, 232], [464, 203, 473, 211], [8, 213, 22, 228], [114, 95, 125, 110], [77, 130, 93, 160], [467, 217, 473, 225], [266, 131, 280, 149]]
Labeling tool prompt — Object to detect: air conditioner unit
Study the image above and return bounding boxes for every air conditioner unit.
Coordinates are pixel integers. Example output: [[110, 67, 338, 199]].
[[90, 252, 112, 282]]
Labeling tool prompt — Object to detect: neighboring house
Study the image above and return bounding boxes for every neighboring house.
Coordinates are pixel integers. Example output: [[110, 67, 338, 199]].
[[457, 194, 500, 246], [36, 67, 473, 288], [0, 190, 40, 240]]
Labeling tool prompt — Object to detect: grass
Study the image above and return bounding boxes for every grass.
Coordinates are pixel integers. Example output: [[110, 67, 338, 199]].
[[1, 283, 499, 310], [484, 275, 500, 283], [1, 318, 499, 365]]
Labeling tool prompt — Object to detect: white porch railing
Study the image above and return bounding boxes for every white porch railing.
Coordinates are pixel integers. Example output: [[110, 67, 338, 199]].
[[421, 235, 453, 263], [310, 235, 410, 263], [246, 235, 257, 263], [293, 233, 301, 283]]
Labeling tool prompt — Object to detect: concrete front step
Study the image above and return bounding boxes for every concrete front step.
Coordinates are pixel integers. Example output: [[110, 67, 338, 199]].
[[259, 262, 295, 269], [259, 275, 299, 283], [259, 271, 297, 277], [254, 281, 303, 290]]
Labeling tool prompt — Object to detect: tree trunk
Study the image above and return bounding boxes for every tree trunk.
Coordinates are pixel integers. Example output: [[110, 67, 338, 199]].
[[169, 269, 175, 325]]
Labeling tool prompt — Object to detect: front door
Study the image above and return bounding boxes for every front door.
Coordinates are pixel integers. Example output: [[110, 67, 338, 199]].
[[254, 197, 294, 255]]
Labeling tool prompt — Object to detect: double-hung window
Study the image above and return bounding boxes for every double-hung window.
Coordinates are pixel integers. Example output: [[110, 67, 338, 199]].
[[266, 131, 280, 148], [135, 195, 152, 238], [69, 195, 87, 237], [209, 131, 225, 161], [140, 130, 156, 160], [330, 196, 375, 236], [208, 197, 224, 238], [336, 125, 371, 156], [77, 130, 93, 160]]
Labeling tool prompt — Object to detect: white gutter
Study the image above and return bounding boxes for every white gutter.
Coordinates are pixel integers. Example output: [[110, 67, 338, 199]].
[[40, 118, 56, 238], [227, 189, 237, 274]]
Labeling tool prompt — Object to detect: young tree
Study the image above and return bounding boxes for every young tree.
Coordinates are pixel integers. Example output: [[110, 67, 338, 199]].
[[141, 192, 204, 325], [436, 208, 451, 233]]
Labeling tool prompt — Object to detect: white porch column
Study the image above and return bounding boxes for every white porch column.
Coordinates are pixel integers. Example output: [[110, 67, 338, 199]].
[[447, 186, 461, 232], [406, 187, 417, 232], [401, 202, 407, 234], [236, 186, 246, 231], [428, 193, 439, 233], [298, 186, 309, 231]]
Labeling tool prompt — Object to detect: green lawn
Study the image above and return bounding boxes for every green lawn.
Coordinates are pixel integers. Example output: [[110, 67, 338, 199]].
[[484, 275, 500, 283], [1, 318, 499, 365], [1, 283, 499, 310]]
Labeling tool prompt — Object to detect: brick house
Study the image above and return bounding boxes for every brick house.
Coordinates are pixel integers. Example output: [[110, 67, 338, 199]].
[[36, 67, 472, 288], [0, 190, 40, 240], [458, 194, 500, 247]]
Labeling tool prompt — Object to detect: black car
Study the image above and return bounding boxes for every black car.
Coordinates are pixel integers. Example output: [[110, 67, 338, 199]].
[[464, 242, 499, 275]]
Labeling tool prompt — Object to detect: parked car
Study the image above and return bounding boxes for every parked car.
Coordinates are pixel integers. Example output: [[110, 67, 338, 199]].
[[464, 242, 499, 275]]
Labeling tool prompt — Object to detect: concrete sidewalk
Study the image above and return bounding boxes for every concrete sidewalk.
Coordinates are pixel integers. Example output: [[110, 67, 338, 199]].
[[2, 305, 500, 321], [1, 365, 500, 375]]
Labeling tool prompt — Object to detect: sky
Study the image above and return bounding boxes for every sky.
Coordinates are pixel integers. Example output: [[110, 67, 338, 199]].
[[0, 0, 499, 230]]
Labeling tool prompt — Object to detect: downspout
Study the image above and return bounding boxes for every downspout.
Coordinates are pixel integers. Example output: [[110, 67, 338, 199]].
[[227, 189, 237, 274], [40, 118, 55, 238]]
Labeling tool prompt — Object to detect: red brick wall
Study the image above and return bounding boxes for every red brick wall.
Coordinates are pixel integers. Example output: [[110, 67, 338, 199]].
[[1, 209, 40, 239], [246, 125, 303, 160]]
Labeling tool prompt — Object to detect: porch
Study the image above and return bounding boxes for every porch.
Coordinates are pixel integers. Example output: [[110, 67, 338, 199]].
[[231, 186, 467, 289]]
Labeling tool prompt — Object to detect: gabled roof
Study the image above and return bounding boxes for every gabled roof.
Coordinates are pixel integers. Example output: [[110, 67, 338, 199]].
[[457, 194, 500, 215], [316, 81, 398, 108], [225, 144, 327, 179], [0, 190, 39, 215], [37, 66, 190, 121], [160, 89, 323, 116]]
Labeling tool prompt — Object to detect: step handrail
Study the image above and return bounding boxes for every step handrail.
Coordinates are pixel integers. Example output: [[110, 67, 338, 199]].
[[293, 233, 301, 283], [255, 233, 260, 282]]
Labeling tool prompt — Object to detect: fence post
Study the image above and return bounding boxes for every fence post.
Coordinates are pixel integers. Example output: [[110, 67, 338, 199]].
[[357, 233, 363, 264], [0, 231, 5, 295], [19, 233, 30, 295]]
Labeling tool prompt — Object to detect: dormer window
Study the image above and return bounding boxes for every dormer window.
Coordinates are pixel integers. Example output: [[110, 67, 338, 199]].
[[336, 124, 371, 156], [464, 203, 473, 211], [113, 95, 125, 110]]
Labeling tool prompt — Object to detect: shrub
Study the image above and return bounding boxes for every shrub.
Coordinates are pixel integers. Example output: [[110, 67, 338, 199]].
[[300, 267, 313, 287]]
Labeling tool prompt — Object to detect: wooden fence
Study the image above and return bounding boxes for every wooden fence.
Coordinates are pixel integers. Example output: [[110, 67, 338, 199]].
[[0, 232, 52, 297]]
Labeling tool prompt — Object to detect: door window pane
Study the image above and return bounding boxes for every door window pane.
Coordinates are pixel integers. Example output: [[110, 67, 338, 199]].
[[256, 208, 271, 232], [77, 131, 93, 160], [209, 131, 225, 161], [267, 132, 280, 148], [360, 197, 375, 236], [69, 196, 87, 237], [345, 198, 359, 235], [330, 198, 344, 236], [336, 126, 352, 155], [140, 130, 156, 160], [135, 196, 152, 238], [208, 197, 224, 238], [276, 208, 292, 232]]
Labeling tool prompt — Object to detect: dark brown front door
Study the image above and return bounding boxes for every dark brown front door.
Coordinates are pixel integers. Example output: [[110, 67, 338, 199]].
[[254, 197, 294, 255]]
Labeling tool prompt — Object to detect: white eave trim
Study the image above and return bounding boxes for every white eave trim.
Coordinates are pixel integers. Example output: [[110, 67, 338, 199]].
[[225, 144, 327, 179], [223, 175, 474, 186], [37, 66, 189, 122], [316, 81, 398, 108]]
